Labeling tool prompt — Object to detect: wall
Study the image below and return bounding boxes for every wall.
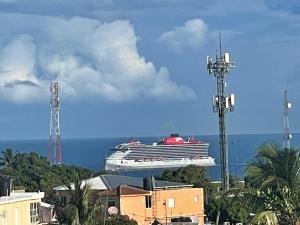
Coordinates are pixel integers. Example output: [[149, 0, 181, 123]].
[[120, 194, 152, 225], [154, 188, 204, 225], [0, 198, 42, 225], [119, 188, 204, 225]]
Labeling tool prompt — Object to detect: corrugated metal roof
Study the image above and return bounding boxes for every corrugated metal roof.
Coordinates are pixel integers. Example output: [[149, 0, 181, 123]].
[[53, 175, 193, 191], [100, 175, 193, 190], [53, 176, 107, 191]]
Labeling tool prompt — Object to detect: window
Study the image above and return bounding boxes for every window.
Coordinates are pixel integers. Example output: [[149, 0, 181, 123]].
[[30, 202, 39, 224], [145, 195, 152, 208], [108, 200, 116, 207], [60, 196, 67, 206], [168, 198, 174, 208]]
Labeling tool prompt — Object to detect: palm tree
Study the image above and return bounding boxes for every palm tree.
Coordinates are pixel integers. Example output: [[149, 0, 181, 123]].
[[246, 142, 300, 190], [0, 148, 17, 169], [58, 170, 103, 225], [68, 171, 90, 224], [244, 142, 300, 225]]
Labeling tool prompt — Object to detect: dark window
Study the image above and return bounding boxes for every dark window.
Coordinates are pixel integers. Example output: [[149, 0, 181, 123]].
[[145, 195, 152, 208], [108, 200, 116, 207], [60, 196, 67, 206]]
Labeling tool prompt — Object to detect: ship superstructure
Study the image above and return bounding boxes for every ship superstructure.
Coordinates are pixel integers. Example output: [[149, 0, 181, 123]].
[[105, 134, 215, 171]]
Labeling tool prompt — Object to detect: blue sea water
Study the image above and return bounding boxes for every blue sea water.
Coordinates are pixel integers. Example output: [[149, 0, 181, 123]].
[[0, 133, 299, 180]]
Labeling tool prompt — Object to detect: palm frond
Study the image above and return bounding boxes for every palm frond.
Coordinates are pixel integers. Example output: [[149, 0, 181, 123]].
[[250, 211, 279, 225]]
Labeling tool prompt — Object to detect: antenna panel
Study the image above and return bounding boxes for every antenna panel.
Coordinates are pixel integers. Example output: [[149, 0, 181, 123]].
[[230, 94, 235, 106], [224, 53, 230, 63]]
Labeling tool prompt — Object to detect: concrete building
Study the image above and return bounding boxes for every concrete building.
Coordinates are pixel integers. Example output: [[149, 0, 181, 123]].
[[54, 175, 205, 225], [0, 190, 44, 225]]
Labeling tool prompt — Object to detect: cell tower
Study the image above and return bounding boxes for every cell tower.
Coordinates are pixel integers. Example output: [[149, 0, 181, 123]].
[[283, 89, 292, 149], [49, 82, 62, 165], [207, 34, 235, 190]]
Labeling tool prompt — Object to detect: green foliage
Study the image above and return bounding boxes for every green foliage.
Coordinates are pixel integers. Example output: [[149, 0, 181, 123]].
[[56, 170, 103, 225], [244, 143, 300, 225], [0, 150, 97, 204], [246, 143, 300, 191], [61, 170, 103, 225], [250, 211, 279, 225], [106, 215, 138, 225], [160, 165, 215, 199], [205, 191, 251, 224]]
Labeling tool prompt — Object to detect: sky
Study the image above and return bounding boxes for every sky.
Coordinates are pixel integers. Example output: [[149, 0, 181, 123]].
[[0, 0, 299, 139]]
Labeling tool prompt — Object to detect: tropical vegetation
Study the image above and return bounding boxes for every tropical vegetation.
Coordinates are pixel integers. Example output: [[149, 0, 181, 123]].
[[0, 148, 138, 225], [0, 141, 298, 225], [0, 148, 97, 203], [244, 143, 300, 225], [56, 170, 103, 225], [159, 143, 300, 225]]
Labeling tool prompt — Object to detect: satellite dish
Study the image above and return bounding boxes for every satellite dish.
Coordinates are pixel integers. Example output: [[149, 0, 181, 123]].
[[108, 206, 118, 215]]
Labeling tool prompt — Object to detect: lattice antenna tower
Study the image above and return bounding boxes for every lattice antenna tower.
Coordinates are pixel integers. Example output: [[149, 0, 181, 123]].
[[283, 89, 292, 149], [49, 82, 62, 165], [206, 33, 235, 190]]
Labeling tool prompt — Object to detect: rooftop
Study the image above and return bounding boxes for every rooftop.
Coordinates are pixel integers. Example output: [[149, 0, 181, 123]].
[[0, 191, 44, 205], [101, 175, 193, 190], [53, 176, 107, 191], [53, 174, 193, 191], [100, 185, 150, 196]]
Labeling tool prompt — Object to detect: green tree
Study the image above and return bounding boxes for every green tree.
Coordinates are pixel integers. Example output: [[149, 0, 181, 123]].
[[106, 215, 138, 225], [244, 143, 300, 225], [57, 170, 103, 225], [0, 149, 98, 204], [246, 143, 300, 190], [0, 148, 16, 169]]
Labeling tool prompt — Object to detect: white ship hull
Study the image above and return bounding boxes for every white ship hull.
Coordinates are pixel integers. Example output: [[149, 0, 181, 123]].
[[104, 136, 215, 171], [105, 157, 215, 171]]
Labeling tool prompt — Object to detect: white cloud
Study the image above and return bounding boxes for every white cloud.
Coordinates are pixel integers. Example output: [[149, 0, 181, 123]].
[[158, 18, 208, 53], [0, 15, 196, 103]]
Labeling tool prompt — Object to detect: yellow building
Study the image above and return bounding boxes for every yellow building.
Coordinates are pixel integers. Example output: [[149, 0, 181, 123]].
[[0, 191, 44, 225]]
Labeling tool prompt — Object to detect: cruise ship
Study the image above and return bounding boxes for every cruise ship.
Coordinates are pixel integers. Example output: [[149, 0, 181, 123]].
[[105, 134, 215, 171]]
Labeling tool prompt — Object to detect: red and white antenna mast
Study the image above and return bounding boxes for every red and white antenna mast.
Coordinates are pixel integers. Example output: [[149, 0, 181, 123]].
[[49, 82, 62, 165]]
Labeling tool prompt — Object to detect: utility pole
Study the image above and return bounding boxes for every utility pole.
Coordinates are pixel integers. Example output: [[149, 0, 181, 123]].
[[49, 82, 62, 165], [207, 33, 235, 190], [283, 89, 292, 149]]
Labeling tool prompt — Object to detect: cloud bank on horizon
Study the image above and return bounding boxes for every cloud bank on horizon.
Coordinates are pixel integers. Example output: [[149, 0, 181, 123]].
[[0, 15, 198, 103]]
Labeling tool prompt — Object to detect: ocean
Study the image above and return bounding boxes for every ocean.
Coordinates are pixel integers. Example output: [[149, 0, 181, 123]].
[[0, 133, 299, 180]]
